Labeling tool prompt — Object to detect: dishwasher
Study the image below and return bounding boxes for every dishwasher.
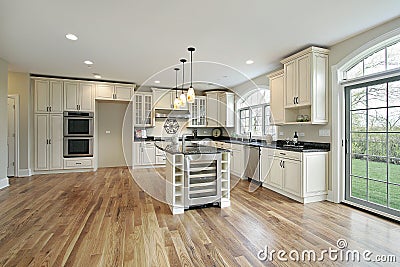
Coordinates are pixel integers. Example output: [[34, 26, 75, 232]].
[[244, 146, 260, 182]]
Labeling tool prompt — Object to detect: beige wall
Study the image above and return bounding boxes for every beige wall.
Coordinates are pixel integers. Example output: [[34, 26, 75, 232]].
[[0, 58, 9, 187], [97, 101, 131, 168], [8, 72, 31, 171]]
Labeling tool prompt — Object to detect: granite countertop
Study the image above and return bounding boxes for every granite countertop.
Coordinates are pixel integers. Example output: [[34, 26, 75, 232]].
[[137, 136, 330, 153], [155, 142, 230, 155]]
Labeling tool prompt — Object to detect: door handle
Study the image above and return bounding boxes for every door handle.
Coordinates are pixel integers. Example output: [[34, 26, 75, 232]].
[[296, 97, 299, 104], [293, 97, 296, 105], [49, 139, 51, 145], [46, 106, 49, 112], [282, 161, 285, 168], [49, 106, 52, 112], [279, 160, 282, 167]]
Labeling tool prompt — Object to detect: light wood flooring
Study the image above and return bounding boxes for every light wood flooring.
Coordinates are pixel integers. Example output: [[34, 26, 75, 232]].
[[0, 167, 399, 266]]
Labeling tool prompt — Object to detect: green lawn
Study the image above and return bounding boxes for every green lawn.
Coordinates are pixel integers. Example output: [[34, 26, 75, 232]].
[[351, 158, 400, 210]]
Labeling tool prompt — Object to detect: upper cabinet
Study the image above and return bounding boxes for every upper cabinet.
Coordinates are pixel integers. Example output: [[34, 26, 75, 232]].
[[153, 89, 173, 109], [280, 46, 329, 124], [134, 93, 153, 127], [205, 91, 235, 127], [96, 83, 135, 101], [34, 79, 63, 113], [267, 70, 285, 125], [189, 96, 207, 127], [64, 82, 95, 111]]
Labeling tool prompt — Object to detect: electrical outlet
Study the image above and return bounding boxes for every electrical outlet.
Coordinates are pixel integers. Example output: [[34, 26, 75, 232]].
[[279, 132, 284, 136], [299, 132, 305, 137], [203, 130, 208, 134], [319, 129, 330, 137]]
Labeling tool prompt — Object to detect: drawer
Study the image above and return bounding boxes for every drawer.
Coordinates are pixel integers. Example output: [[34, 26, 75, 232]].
[[64, 158, 93, 169], [156, 147, 165, 156], [156, 155, 166, 165], [273, 149, 301, 161]]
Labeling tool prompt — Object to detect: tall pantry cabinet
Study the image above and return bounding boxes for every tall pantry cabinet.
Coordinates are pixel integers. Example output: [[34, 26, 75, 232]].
[[34, 79, 64, 170]]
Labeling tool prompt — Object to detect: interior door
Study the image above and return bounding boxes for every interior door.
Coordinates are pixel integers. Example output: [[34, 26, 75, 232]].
[[7, 98, 15, 176]]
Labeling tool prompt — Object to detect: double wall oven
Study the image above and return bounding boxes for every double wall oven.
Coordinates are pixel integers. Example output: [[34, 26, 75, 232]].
[[63, 111, 94, 157]]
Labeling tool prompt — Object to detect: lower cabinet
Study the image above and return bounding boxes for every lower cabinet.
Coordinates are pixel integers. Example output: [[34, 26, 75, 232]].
[[133, 142, 156, 166], [35, 114, 64, 170], [264, 150, 327, 203]]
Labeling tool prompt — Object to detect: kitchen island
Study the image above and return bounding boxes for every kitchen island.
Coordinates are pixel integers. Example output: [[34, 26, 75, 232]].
[[155, 142, 230, 215]]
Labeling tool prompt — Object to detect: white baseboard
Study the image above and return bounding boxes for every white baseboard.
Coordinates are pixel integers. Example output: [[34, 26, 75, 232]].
[[327, 190, 334, 202], [18, 168, 32, 177], [0, 177, 9, 189]]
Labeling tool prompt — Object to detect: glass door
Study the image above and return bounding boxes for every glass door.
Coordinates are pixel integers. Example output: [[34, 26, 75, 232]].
[[345, 75, 400, 218]]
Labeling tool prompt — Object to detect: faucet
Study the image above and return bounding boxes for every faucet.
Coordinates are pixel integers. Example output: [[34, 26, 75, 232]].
[[248, 131, 252, 142], [182, 134, 191, 149]]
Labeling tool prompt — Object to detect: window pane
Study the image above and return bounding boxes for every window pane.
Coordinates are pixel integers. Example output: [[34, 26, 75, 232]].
[[368, 133, 387, 157], [351, 155, 367, 178], [389, 184, 400, 210], [351, 110, 366, 132], [368, 180, 387, 206], [388, 81, 400, 107], [388, 107, 400, 131], [367, 83, 387, 108], [351, 132, 366, 155], [251, 106, 263, 136], [351, 176, 367, 200], [368, 108, 387, 132], [387, 42, 400, 70], [347, 61, 363, 79], [368, 157, 387, 182], [350, 87, 366, 110], [364, 49, 386, 75], [388, 133, 400, 184]]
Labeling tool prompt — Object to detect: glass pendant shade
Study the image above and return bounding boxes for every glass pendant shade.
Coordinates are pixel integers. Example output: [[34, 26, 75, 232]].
[[174, 97, 181, 109], [187, 86, 195, 103], [180, 92, 186, 106]]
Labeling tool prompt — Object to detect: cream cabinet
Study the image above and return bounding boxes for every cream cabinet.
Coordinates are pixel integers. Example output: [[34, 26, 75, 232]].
[[35, 114, 64, 171], [134, 93, 153, 126], [260, 147, 273, 183], [267, 70, 285, 125], [34, 79, 63, 113], [280, 46, 329, 124], [231, 143, 245, 178], [189, 96, 207, 127], [64, 82, 95, 111], [206, 91, 235, 127], [206, 92, 219, 127], [96, 83, 134, 101], [153, 89, 173, 109], [133, 142, 156, 166], [264, 149, 328, 203]]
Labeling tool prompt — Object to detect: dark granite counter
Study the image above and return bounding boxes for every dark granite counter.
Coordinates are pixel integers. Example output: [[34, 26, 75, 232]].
[[155, 142, 229, 155]]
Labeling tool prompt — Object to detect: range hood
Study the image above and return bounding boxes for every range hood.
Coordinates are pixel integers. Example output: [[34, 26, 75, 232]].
[[154, 108, 190, 119]]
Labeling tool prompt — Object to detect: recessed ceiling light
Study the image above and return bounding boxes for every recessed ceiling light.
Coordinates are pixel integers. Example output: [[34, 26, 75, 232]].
[[93, 73, 102, 79], [154, 80, 160, 84], [65, 33, 78, 41], [246, 60, 254, 65], [84, 60, 93, 65]]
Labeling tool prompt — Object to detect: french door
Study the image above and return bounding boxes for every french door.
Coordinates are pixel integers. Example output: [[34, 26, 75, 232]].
[[345, 75, 400, 218]]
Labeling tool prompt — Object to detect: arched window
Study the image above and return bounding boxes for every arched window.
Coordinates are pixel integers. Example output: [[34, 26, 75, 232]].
[[237, 88, 276, 138], [345, 40, 400, 80]]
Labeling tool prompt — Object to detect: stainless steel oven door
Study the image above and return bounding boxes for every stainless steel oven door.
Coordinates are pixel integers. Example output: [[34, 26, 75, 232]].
[[63, 117, 94, 137], [64, 137, 93, 157]]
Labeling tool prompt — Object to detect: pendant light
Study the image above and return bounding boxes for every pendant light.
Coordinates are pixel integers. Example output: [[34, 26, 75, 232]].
[[187, 47, 196, 103], [173, 68, 181, 109], [180, 58, 187, 107]]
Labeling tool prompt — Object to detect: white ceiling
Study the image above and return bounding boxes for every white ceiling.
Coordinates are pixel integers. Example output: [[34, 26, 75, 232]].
[[1, 0, 400, 89]]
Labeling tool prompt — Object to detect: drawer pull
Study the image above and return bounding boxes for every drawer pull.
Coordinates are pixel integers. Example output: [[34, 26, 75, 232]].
[[76, 162, 82, 165], [280, 152, 286, 155]]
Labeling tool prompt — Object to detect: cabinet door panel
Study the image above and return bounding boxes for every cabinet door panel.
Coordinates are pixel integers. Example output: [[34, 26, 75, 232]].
[[49, 114, 63, 170], [268, 157, 283, 188], [96, 84, 114, 100], [35, 114, 49, 170], [284, 61, 296, 107], [133, 143, 142, 165], [64, 82, 79, 111], [297, 54, 311, 105], [79, 83, 94, 111], [260, 149, 272, 183], [270, 74, 285, 124], [206, 93, 219, 127], [283, 159, 301, 196], [142, 146, 155, 165], [50, 81, 63, 113], [115, 85, 133, 101], [218, 93, 226, 126], [134, 95, 143, 125], [35, 80, 49, 113]]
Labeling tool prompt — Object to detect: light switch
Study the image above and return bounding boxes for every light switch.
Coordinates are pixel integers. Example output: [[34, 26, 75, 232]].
[[279, 132, 284, 136], [299, 132, 305, 137], [319, 129, 330, 137], [106, 130, 111, 134]]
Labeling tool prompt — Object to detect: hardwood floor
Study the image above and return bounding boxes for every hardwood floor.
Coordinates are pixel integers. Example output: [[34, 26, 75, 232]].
[[0, 167, 399, 266]]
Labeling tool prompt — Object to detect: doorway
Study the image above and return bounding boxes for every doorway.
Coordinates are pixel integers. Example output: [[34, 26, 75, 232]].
[[7, 95, 19, 177]]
